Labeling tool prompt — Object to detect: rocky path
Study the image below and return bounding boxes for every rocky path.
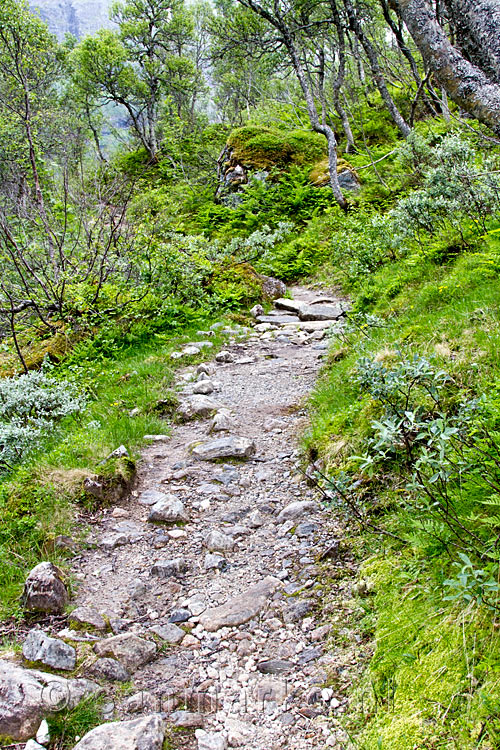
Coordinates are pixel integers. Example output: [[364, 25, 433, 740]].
[[2, 287, 357, 750]]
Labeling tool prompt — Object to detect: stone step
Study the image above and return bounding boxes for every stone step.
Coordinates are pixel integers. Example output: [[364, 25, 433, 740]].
[[274, 298, 305, 314], [298, 304, 346, 321]]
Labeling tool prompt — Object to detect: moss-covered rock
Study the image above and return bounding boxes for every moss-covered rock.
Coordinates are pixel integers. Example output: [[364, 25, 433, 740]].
[[226, 126, 326, 170]]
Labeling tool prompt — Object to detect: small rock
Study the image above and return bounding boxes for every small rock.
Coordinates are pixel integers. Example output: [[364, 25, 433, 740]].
[[195, 729, 228, 750], [23, 629, 76, 671], [199, 577, 281, 632], [178, 396, 221, 421], [149, 623, 185, 644], [204, 530, 235, 553], [168, 609, 191, 624], [250, 304, 264, 319], [193, 380, 215, 395], [69, 607, 107, 632], [88, 658, 130, 682], [256, 659, 294, 675], [277, 501, 318, 522], [147, 496, 188, 524], [171, 711, 203, 728], [192, 437, 256, 461], [310, 624, 331, 642], [22, 562, 68, 614], [204, 553, 226, 571], [151, 557, 187, 578], [255, 679, 287, 704], [182, 634, 199, 648], [94, 634, 156, 672], [106, 445, 129, 460], [72, 714, 166, 750], [126, 691, 157, 713], [138, 489, 167, 506], [208, 409, 236, 434], [215, 351, 233, 364], [284, 599, 314, 623], [24, 742, 45, 750], [36, 719, 50, 745]]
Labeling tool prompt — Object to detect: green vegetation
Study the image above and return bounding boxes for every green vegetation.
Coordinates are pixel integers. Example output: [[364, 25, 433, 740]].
[[47, 694, 105, 749], [1, 0, 500, 746]]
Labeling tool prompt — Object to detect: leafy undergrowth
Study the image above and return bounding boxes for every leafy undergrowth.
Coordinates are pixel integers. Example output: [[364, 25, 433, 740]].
[[0, 316, 237, 619], [305, 236, 500, 746]]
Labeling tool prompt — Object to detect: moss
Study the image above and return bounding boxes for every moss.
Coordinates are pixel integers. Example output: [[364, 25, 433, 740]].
[[309, 157, 354, 187], [227, 126, 326, 171], [208, 261, 266, 307]]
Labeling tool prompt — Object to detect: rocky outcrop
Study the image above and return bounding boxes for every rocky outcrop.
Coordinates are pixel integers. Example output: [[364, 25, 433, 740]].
[[72, 714, 166, 750], [29, 0, 113, 40]]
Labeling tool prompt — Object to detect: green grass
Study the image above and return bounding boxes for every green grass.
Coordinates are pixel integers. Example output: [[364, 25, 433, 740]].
[[47, 694, 106, 749], [0, 318, 238, 619], [305, 235, 500, 747]]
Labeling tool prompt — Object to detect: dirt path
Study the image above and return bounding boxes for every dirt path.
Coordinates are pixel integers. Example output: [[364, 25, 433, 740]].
[[68, 286, 354, 749]]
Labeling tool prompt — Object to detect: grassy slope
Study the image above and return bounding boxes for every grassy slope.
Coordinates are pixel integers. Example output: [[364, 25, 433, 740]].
[[304, 230, 500, 746], [0, 318, 236, 619]]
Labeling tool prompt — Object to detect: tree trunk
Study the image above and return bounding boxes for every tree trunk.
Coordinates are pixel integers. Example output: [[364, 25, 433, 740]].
[[343, 0, 411, 138], [394, 0, 500, 134], [443, 0, 500, 84]]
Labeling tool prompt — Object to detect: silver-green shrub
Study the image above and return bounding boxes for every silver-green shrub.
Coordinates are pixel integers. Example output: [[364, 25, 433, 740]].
[[0, 370, 84, 469]]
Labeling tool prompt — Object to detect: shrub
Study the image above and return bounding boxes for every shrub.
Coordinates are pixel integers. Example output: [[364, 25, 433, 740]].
[[0, 370, 84, 470]]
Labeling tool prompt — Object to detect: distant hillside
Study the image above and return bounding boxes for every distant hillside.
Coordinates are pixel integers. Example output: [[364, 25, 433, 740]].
[[29, 0, 113, 39]]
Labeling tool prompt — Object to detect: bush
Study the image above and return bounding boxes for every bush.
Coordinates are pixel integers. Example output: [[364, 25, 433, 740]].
[[0, 370, 84, 470]]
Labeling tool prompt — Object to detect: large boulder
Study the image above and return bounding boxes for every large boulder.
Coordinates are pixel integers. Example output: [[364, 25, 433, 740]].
[[22, 562, 68, 614], [0, 659, 99, 742], [72, 714, 166, 750]]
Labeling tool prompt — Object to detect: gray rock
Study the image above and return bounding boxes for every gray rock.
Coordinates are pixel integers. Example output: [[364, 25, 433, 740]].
[[256, 314, 299, 325], [182, 345, 202, 356], [296, 522, 317, 537], [22, 562, 68, 614], [178, 396, 221, 421], [94, 634, 156, 672], [195, 729, 228, 750], [274, 298, 305, 314], [151, 557, 187, 578], [72, 714, 166, 750], [168, 608, 191, 624], [298, 304, 345, 321], [193, 380, 215, 395], [88, 658, 130, 682], [338, 169, 361, 192], [125, 691, 157, 714], [106, 445, 129, 460], [284, 599, 314, 623], [204, 530, 235, 553], [250, 304, 264, 319], [138, 489, 167, 506], [147, 496, 188, 524], [149, 623, 185, 645], [197, 364, 212, 375], [199, 577, 281, 632], [23, 629, 76, 671], [0, 659, 99, 741], [208, 409, 236, 434], [170, 711, 203, 728], [215, 351, 233, 364], [277, 501, 318, 522], [69, 607, 107, 632], [259, 275, 286, 300], [191, 437, 256, 461], [204, 553, 226, 571], [257, 659, 294, 675]]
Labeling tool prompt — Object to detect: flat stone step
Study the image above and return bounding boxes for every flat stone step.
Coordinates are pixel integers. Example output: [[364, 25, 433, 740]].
[[274, 298, 305, 314], [256, 314, 300, 325], [298, 304, 346, 321]]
